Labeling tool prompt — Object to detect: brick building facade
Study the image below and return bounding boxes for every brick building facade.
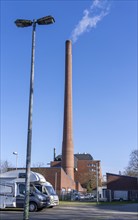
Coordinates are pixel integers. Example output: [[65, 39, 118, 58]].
[[50, 153, 102, 191], [107, 173, 138, 190], [106, 173, 138, 201], [31, 153, 102, 195]]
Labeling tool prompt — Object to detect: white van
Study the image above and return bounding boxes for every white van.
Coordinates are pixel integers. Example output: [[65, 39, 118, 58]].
[[35, 182, 59, 207], [0, 170, 59, 208]]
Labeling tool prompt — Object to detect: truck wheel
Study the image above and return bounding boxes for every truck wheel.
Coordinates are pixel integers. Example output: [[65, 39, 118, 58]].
[[29, 202, 37, 212]]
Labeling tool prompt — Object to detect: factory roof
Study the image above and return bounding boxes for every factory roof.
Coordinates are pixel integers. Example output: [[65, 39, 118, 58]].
[[74, 153, 93, 160], [55, 153, 93, 162]]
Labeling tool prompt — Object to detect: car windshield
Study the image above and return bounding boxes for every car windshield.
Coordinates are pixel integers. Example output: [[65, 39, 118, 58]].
[[46, 186, 56, 195]]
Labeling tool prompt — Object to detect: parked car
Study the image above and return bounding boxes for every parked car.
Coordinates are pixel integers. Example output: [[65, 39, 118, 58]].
[[71, 192, 85, 201], [84, 193, 94, 200]]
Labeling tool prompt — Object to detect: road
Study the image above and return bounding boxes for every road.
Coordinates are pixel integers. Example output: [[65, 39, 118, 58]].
[[0, 203, 138, 220]]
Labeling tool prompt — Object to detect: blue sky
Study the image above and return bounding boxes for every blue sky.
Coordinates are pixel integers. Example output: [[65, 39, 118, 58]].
[[1, 0, 137, 175]]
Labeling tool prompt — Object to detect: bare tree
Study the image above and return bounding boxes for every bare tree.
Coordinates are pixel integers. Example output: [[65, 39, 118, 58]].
[[32, 162, 45, 167], [0, 160, 13, 173], [124, 149, 138, 177]]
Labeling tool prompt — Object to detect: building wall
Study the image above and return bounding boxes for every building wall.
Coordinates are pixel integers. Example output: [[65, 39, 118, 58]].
[[51, 161, 61, 167], [106, 173, 138, 201], [107, 173, 138, 190], [60, 168, 75, 191], [51, 158, 103, 189], [74, 160, 102, 188]]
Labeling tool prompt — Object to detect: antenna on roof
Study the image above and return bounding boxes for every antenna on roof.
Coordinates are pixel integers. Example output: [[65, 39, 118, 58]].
[[54, 148, 56, 161]]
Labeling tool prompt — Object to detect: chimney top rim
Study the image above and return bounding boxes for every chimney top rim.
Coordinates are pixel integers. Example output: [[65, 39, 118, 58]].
[[66, 39, 72, 43]]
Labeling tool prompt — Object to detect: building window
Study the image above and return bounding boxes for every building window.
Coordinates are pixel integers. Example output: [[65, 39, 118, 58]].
[[0, 184, 13, 195], [88, 163, 93, 167], [89, 168, 95, 172]]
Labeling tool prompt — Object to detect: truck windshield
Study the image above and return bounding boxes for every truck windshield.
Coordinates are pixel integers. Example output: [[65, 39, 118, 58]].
[[30, 184, 41, 194], [46, 186, 56, 195]]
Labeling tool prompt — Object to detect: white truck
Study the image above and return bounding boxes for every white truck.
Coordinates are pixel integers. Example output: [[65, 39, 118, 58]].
[[0, 177, 48, 211], [0, 170, 59, 210], [32, 173, 59, 208], [113, 190, 128, 201]]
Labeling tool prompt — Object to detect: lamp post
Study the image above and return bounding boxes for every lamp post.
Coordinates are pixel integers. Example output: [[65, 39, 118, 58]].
[[13, 151, 18, 170], [96, 162, 99, 203], [15, 16, 55, 220]]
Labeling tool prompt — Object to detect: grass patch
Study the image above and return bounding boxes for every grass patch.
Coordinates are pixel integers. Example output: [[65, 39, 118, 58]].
[[59, 201, 94, 206], [59, 200, 138, 206]]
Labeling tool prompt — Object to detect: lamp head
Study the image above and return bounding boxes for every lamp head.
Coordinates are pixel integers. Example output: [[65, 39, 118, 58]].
[[13, 151, 18, 155], [15, 16, 55, 28], [37, 16, 55, 25], [15, 19, 33, 27]]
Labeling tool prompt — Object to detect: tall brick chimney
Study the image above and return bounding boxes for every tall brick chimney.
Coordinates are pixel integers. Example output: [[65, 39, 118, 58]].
[[61, 40, 74, 180]]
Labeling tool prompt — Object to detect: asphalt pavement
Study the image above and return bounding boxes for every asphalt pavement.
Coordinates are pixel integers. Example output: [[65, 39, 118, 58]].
[[0, 203, 138, 220]]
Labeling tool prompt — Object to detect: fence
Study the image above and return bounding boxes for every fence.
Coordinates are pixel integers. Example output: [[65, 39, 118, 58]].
[[58, 189, 138, 202]]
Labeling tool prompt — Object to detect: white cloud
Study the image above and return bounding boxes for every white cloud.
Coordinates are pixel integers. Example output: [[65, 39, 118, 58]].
[[71, 0, 111, 43], [91, 0, 102, 9]]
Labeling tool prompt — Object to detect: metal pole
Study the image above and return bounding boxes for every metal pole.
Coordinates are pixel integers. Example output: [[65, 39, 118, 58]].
[[96, 163, 99, 203], [55, 172, 57, 193], [16, 154, 18, 171], [23, 20, 36, 220], [13, 152, 18, 170]]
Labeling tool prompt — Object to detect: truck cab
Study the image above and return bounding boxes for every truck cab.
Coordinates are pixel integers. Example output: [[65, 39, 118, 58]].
[[35, 182, 59, 207], [16, 182, 48, 211]]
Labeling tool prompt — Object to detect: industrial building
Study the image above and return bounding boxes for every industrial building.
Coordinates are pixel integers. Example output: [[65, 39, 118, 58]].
[[106, 173, 138, 201]]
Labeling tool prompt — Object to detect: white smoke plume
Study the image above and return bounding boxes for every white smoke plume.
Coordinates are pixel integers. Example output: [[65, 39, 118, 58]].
[[71, 0, 111, 43]]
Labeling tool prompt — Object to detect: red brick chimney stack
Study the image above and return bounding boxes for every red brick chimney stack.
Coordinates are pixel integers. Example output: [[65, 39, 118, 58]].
[[61, 40, 74, 180]]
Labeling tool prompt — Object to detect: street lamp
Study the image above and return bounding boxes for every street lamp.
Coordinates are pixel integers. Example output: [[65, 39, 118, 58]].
[[15, 15, 55, 220], [13, 151, 18, 170]]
